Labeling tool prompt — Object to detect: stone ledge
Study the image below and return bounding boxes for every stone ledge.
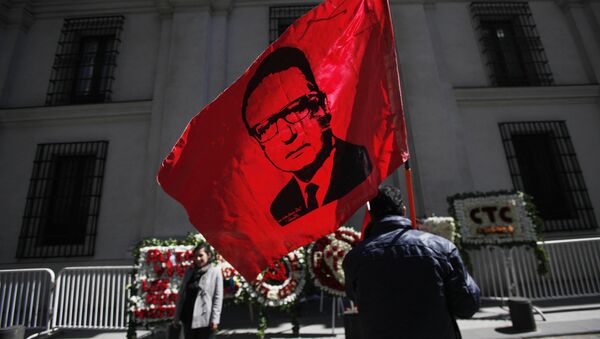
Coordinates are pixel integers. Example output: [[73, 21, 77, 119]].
[[453, 85, 600, 106], [0, 100, 152, 125]]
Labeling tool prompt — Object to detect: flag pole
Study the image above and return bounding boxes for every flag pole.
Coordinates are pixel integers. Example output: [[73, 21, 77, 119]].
[[404, 160, 417, 229]]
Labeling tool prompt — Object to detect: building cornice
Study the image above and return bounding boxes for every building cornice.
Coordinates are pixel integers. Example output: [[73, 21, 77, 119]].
[[389, 0, 562, 3], [31, 0, 156, 17], [232, 0, 318, 7], [0, 0, 9, 27], [0, 100, 152, 126], [2, 0, 34, 30], [24, 0, 566, 16], [154, 0, 173, 16], [210, 0, 232, 13], [555, 0, 588, 12], [30, 0, 213, 18], [453, 85, 600, 106], [228, 0, 563, 8]]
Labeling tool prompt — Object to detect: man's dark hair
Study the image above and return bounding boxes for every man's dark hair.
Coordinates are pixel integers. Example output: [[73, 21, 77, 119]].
[[369, 185, 405, 220], [241, 47, 321, 131]]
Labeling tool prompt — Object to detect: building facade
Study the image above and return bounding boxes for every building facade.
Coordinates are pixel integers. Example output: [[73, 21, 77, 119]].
[[1, 0, 599, 271]]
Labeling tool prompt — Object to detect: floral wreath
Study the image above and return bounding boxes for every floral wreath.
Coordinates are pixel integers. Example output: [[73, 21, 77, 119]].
[[130, 244, 194, 321], [419, 216, 457, 243], [451, 192, 537, 246], [237, 250, 306, 307], [129, 233, 211, 324], [447, 190, 549, 275], [307, 226, 360, 296], [220, 260, 246, 299]]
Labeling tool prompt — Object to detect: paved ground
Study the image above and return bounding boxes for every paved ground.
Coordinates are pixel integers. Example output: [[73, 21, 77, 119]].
[[459, 304, 600, 339], [21, 297, 599, 338], [212, 298, 600, 339]]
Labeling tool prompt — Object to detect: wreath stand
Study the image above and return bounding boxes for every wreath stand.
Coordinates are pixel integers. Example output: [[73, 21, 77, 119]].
[[331, 296, 345, 334], [319, 291, 345, 334]]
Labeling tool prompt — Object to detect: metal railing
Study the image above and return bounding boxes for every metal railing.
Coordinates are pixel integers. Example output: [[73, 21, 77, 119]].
[[469, 237, 600, 301], [52, 266, 133, 330], [2, 240, 598, 332], [0, 269, 55, 329]]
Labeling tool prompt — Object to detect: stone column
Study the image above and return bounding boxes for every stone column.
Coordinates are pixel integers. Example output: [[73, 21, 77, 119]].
[[391, 1, 475, 216], [206, 0, 232, 101], [0, 0, 33, 106], [557, 0, 600, 83], [141, 0, 174, 239]]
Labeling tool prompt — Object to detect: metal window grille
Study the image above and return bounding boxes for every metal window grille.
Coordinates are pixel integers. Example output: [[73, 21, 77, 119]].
[[499, 121, 597, 232], [46, 16, 124, 106], [17, 141, 109, 258], [471, 2, 553, 86], [269, 5, 316, 43]]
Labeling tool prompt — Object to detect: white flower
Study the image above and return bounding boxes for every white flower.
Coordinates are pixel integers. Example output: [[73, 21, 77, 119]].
[[193, 233, 206, 243], [423, 217, 456, 243]]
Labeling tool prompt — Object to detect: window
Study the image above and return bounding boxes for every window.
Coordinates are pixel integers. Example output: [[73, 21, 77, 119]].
[[17, 142, 108, 258], [471, 2, 553, 86], [46, 16, 124, 106], [499, 121, 597, 232], [269, 5, 316, 43]]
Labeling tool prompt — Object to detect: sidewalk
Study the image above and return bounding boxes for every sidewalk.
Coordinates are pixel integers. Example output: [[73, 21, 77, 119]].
[[459, 303, 600, 339], [60, 297, 596, 338], [37, 302, 600, 339], [211, 298, 600, 339], [18, 298, 600, 338]]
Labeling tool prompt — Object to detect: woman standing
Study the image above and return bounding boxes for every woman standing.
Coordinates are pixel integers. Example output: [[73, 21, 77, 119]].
[[173, 244, 223, 339]]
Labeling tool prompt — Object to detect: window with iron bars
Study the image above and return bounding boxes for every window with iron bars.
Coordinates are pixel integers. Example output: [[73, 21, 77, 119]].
[[471, 2, 553, 86], [499, 121, 597, 232], [17, 141, 108, 258], [269, 5, 316, 43], [46, 16, 124, 106]]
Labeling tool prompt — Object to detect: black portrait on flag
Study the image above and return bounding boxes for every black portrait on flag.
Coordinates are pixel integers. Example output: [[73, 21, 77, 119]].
[[241, 47, 372, 226]]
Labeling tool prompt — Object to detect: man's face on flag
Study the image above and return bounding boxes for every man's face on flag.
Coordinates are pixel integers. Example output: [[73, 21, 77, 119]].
[[246, 67, 330, 173]]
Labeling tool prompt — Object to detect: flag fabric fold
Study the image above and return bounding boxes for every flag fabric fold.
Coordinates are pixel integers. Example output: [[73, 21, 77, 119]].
[[158, 0, 408, 281]]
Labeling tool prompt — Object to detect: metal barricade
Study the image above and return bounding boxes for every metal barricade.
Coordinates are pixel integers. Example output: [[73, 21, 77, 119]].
[[0, 269, 55, 330], [52, 266, 133, 330], [469, 237, 600, 301]]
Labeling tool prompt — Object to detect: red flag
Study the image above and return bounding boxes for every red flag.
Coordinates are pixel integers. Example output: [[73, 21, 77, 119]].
[[157, 0, 408, 281]]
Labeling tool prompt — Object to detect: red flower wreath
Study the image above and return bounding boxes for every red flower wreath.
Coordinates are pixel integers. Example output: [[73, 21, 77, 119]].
[[307, 227, 360, 296]]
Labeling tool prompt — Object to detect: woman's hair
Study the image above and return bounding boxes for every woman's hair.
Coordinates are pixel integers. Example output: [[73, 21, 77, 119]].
[[192, 244, 213, 258]]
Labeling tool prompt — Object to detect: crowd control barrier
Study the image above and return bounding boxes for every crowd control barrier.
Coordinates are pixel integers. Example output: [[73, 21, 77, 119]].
[[0, 269, 54, 330], [469, 237, 600, 300]]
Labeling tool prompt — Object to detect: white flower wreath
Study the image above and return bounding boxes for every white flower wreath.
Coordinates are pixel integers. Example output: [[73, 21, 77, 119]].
[[421, 217, 456, 243], [453, 192, 537, 246], [307, 226, 360, 296], [237, 250, 306, 307]]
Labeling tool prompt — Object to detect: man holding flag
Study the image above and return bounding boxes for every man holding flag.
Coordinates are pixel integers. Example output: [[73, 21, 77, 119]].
[[157, 0, 408, 281], [343, 186, 481, 338]]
